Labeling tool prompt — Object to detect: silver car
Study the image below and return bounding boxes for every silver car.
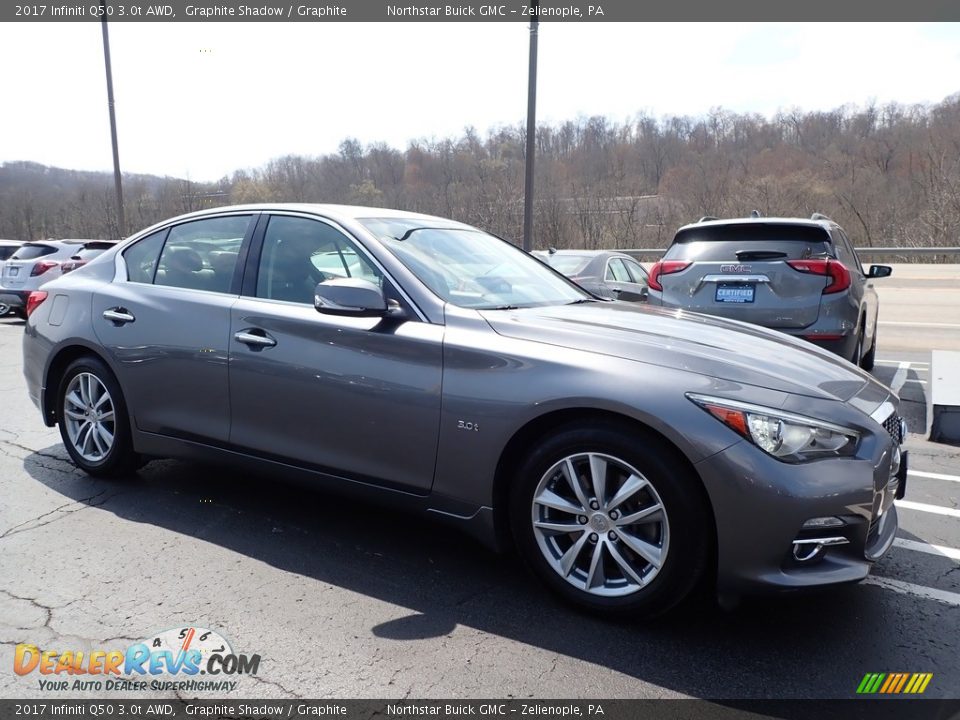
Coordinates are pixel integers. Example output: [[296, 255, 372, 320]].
[[0, 239, 24, 316], [22, 205, 907, 616], [647, 215, 892, 369], [0, 240, 87, 318]]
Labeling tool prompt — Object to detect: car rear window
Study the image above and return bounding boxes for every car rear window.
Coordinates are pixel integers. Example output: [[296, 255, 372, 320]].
[[0, 247, 20, 261], [11, 244, 57, 261], [665, 224, 832, 262], [543, 255, 591, 275]]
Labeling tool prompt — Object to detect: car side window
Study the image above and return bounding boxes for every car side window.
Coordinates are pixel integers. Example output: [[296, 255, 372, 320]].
[[154, 216, 249, 293], [831, 229, 861, 275], [256, 216, 382, 304], [838, 229, 865, 275], [624, 258, 648, 285], [123, 230, 167, 284], [606, 258, 630, 282]]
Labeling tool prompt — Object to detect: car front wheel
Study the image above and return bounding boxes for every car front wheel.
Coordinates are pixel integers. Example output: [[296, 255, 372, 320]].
[[510, 423, 711, 617], [57, 357, 141, 477]]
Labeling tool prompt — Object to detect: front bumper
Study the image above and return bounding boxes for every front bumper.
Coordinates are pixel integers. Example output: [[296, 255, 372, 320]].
[[696, 422, 903, 594]]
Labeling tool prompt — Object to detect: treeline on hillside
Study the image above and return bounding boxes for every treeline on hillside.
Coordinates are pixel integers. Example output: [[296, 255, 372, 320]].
[[2, 93, 960, 252]]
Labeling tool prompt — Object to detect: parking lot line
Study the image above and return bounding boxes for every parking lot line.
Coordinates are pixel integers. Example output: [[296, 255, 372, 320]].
[[894, 538, 960, 561], [890, 361, 911, 394], [910, 469, 960, 483], [863, 576, 960, 608], [879, 321, 960, 329], [876, 360, 930, 366], [896, 500, 960, 518]]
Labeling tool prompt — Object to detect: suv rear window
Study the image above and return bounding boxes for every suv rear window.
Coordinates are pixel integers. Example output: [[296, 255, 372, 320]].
[[11, 244, 57, 261], [665, 224, 832, 262]]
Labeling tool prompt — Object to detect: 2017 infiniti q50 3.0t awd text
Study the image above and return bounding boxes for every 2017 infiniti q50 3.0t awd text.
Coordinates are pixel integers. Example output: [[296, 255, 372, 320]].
[[22, 205, 908, 616]]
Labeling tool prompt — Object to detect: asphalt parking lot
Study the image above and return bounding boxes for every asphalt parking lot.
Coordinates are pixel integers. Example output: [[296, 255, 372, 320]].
[[1, 268, 958, 701]]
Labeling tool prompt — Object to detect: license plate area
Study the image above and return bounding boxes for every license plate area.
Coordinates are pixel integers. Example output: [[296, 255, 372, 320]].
[[8, 266, 19, 277], [715, 283, 755, 303]]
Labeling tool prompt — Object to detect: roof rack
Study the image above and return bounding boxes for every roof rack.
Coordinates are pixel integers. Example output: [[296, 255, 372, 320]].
[[750, 210, 762, 218], [810, 212, 833, 222], [698, 216, 718, 223]]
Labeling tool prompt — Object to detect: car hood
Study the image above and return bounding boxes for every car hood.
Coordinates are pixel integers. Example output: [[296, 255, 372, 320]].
[[480, 301, 880, 403]]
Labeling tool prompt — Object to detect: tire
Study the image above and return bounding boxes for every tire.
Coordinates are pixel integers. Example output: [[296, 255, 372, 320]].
[[851, 328, 864, 366], [56, 356, 141, 477], [0, 302, 10, 317], [509, 422, 711, 618], [860, 324, 877, 371]]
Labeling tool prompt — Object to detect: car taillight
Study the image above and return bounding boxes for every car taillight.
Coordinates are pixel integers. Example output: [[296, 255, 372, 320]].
[[25, 291, 48, 318], [30, 260, 58, 277], [786, 259, 851, 294], [647, 260, 691, 292], [61, 261, 84, 274]]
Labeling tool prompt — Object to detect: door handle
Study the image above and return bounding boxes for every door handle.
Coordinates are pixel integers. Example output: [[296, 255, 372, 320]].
[[234, 330, 276, 349], [103, 308, 135, 325], [611, 287, 622, 294]]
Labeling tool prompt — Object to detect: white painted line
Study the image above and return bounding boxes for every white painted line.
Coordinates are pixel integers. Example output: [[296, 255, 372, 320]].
[[876, 360, 929, 366], [879, 321, 960, 329], [890, 361, 910, 394], [863, 576, 960, 608], [894, 538, 960, 561], [904, 379, 927, 385], [910, 469, 960, 483], [896, 500, 960, 518]]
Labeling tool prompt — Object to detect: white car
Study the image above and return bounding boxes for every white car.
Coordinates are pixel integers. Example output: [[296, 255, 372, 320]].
[[0, 240, 87, 318]]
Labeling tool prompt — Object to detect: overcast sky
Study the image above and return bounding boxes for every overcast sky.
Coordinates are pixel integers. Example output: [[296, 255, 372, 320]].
[[3, 22, 960, 182]]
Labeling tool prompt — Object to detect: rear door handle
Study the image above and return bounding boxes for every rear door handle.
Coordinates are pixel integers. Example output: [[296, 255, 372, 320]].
[[103, 308, 135, 325], [234, 330, 277, 349]]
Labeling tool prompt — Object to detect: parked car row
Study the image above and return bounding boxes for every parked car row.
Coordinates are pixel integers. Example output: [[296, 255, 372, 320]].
[[22, 204, 907, 617], [0, 239, 116, 317], [536, 214, 891, 368]]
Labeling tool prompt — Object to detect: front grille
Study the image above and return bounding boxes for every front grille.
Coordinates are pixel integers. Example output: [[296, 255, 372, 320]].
[[883, 413, 904, 445]]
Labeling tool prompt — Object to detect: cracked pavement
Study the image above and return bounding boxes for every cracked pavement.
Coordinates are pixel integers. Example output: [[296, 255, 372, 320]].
[[1, 316, 959, 700]]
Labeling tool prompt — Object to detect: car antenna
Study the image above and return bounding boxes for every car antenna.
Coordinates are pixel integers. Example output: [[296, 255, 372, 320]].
[[548, 246, 557, 255], [750, 210, 762, 218]]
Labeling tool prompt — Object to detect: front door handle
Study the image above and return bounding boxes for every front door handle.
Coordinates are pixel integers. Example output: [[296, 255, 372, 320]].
[[234, 330, 277, 349], [103, 307, 135, 325]]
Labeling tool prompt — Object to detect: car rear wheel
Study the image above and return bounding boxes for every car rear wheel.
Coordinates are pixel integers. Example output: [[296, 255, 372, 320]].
[[57, 357, 141, 477], [0, 302, 10, 317], [860, 324, 877, 371], [509, 423, 711, 617]]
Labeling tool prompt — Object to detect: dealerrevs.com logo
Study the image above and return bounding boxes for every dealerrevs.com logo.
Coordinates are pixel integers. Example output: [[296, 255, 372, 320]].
[[14, 626, 261, 693]]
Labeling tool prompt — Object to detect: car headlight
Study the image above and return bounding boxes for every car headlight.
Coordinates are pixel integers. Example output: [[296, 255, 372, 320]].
[[687, 394, 859, 463]]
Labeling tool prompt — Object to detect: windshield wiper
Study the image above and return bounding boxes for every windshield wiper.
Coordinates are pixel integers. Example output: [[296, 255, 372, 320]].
[[566, 298, 594, 305]]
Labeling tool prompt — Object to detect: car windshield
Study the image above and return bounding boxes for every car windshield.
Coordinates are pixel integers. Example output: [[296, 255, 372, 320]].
[[360, 218, 589, 309]]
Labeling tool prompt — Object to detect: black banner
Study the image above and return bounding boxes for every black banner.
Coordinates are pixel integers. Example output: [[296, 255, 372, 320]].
[[1, 700, 959, 720]]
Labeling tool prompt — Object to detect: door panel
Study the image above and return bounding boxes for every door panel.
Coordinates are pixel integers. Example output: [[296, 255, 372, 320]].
[[228, 298, 443, 491], [92, 284, 235, 442]]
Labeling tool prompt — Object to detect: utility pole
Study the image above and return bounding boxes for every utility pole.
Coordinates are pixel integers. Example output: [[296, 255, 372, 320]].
[[100, 0, 125, 238], [522, 2, 539, 252]]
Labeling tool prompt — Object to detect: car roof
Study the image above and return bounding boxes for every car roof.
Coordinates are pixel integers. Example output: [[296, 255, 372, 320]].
[[0, 239, 23, 246], [536, 250, 637, 259]]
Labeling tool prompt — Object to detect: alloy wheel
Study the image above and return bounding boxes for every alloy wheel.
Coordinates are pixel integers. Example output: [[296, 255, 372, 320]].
[[531, 452, 670, 597], [63, 372, 116, 463]]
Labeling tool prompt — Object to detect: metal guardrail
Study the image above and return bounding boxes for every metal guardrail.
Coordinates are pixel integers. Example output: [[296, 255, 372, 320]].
[[621, 247, 960, 259]]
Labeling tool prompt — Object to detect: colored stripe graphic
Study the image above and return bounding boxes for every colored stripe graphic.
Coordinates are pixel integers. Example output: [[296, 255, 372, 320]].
[[858, 673, 933, 694]]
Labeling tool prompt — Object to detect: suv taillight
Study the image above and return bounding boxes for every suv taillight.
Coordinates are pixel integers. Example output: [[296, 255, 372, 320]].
[[25, 291, 48, 318], [647, 260, 691, 292], [786, 259, 851, 294], [30, 260, 58, 277]]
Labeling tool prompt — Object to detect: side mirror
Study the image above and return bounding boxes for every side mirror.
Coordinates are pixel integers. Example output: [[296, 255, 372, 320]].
[[639, 286, 649, 300], [867, 265, 892, 279], [314, 278, 389, 317]]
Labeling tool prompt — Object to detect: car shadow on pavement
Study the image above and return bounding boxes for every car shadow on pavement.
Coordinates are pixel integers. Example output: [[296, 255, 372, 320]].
[[20, 445, 959, 700]]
